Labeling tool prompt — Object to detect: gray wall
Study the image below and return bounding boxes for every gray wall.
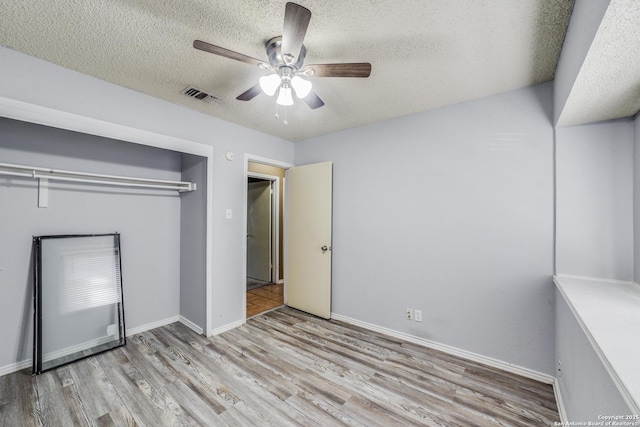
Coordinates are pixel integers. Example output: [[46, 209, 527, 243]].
[[0, 47, 295, 336], [555, 119, 634, 280], [553, 0, 610, 124], [0, 118, 182, 368], [635, 112, 640, 282], [555, 288, 630, 420], [180, 154, 208, 329], [295, 83, 556, 375]]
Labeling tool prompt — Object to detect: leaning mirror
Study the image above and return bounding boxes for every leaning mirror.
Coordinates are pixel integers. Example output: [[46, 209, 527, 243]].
[[32, 233, 126, 374]]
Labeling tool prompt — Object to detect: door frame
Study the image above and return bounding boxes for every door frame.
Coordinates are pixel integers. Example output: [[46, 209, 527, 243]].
[[243, 154, 293, 320], [246, 172, 279, 283]]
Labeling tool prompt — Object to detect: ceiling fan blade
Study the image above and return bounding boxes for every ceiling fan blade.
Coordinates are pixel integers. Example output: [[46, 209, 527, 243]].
[[236, 84, 262, 101], [302, 63, 372, 78], [303, 91, 324, 109], [281, 2, 311, 64], [193, 40, 267, 67]]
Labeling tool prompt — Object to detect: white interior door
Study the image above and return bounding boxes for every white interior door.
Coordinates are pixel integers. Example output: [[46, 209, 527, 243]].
[[247, 180, 272, 281], [286, 161, 332, 319]]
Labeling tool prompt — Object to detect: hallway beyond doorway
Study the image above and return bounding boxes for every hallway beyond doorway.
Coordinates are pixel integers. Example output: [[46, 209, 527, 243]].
[[246, 282, 283, 317]]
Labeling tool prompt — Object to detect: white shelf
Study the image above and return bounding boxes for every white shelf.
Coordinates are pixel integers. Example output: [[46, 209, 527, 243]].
[[554, 275, 640, 414]]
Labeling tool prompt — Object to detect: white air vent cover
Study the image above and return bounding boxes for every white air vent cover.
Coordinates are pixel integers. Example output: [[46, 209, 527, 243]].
[[181, 86, 220, 103]]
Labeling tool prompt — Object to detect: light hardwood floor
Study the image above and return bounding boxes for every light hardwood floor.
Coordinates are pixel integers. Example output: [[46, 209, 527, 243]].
[[0, 307, 560, 426], [247, 283, 284, 317]]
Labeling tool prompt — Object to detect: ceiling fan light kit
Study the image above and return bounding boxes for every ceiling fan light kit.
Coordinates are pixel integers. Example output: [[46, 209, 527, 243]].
[[259, 74, 281, 96], [291, 76, 312, 98], [259, 60, 312, 106], [276, 83, 294, 106], [193, 2, 372, 123]]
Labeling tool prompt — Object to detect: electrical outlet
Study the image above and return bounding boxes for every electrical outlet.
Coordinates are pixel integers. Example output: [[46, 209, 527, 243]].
[[414, 309, 422, 322], [557, 359, 562, 378], [406, 308, 413, 320]]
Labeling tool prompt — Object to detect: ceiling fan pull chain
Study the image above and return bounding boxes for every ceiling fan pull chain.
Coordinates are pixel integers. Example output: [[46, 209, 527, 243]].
[[274, 103, 288, 125]]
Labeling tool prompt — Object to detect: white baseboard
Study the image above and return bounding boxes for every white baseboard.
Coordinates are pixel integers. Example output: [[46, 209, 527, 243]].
[[126, 315, 179, 336], [330, 312, 555, 385], [1, 333, 124, 377], [42, 335, 116, 364], [179, 316, 204, 335], [553, 378, 568, 424], [3, 310, 560, 401], [0, 315, 181, 377], [209, 319, 245, 336], [0, 359, 32, 377]]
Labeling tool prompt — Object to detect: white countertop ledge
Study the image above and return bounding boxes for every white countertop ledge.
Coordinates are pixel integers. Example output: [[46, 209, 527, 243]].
[[554, 275, 640, 414]]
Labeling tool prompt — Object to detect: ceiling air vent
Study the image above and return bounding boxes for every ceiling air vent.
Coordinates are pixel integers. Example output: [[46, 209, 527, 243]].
[[181, 86, 219, 103]]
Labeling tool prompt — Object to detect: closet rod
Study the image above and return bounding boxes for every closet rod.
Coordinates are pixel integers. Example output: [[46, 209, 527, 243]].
[[0, 162, 196, 192]]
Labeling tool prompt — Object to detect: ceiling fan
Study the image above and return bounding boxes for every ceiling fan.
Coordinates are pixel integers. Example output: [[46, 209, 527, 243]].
[[193, 2, 371, 114]]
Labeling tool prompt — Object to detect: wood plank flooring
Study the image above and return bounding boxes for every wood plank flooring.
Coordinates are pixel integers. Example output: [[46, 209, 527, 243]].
[[0, 307, 560, 426]]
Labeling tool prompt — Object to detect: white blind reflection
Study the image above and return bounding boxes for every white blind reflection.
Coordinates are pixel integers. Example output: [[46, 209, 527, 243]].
[[61, 248, 121, 313]]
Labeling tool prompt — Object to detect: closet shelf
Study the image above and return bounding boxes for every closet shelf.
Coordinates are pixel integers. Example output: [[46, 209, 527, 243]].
[[0, 162, 196, 192]]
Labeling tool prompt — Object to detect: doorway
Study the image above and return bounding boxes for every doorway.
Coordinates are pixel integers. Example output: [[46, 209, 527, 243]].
[[243, 156, 333, 321], [246, 162, 286, 317], [247, 178, 272, 284]]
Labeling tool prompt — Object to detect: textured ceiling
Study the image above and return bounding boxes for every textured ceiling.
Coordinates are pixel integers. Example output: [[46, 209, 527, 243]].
[[0, 0, 576, 141], [557, 0, 640, 127]]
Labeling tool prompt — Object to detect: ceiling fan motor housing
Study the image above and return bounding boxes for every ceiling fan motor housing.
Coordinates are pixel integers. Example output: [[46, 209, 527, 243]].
[[266, 36, 306, 70]]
